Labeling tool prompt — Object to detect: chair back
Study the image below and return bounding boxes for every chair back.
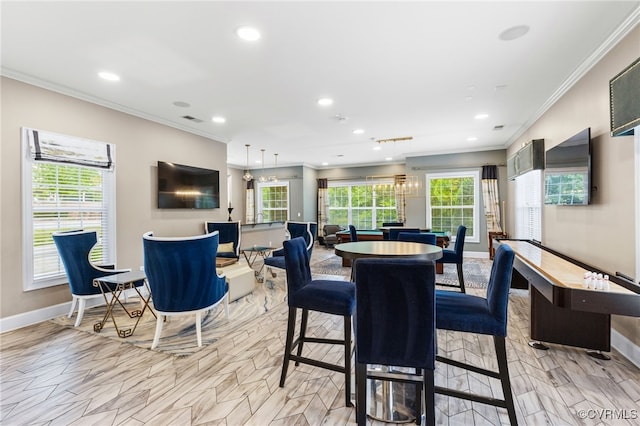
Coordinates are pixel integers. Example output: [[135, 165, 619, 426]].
[[398, 232, 437, 246], [382, 222, 404, 227], [283, 237, 312, 300], [143, 231, 227, 312], [349, 225, 358, 242], [485, 244, 515, 336], [307, 222, 318, 255], [52, 230, 108, 296], [205, 221, 241, 258], [389, 227, 420, 240], [452, 225, 467, 259], [355, 258, 437, 369]]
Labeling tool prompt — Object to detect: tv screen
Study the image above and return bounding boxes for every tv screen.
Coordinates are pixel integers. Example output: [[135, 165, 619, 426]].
[[157, 161, 220, 209], [544, 128, 591, 205]]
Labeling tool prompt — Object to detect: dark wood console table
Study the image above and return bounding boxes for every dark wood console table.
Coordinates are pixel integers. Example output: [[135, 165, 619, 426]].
[[496, 239, 640, 357]]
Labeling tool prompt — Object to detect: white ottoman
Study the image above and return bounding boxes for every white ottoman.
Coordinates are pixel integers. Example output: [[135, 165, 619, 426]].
[[218, 260, 256, 302]]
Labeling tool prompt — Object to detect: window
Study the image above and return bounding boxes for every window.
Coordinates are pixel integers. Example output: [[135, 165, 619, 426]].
[[22, 128, 115, 291], [256, 181, 289, 222], [426, 171, 480, 243], [327, 180, 397, 228], [514, 169, 542, 241]]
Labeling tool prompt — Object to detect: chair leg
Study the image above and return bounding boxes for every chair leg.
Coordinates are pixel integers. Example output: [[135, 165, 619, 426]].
[[355, 361, 367, 426], [494, 336, 518, 425], [280, 307, 297, 387], [68, 296, 77, 318], [74, 298, 86, 327], [343, 315, 352, 407], [151, 314, 165, 349], [295, 309, 309, 366], [196, 312, 203, 347], [414, 368, 422, 425], [456, 263, 466, 293], [424, 369, 435, 426]]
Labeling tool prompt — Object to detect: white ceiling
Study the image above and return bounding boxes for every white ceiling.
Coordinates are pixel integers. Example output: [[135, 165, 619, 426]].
[[2, 1, 639, 169]]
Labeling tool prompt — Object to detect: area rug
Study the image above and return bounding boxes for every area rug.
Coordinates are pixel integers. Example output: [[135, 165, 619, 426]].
[[312, 255, 492, 288], [50, 275, 288, 357]]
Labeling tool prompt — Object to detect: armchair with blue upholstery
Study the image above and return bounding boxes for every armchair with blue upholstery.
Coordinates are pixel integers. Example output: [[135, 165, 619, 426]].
[[205, 220, 241, 259], [434, 244, 518, 425], [355, 258, 437, 425], [436, 225, 467, 292], [264, 221, 317, 275], [280, 237, 356, 407], [348, 224, 358, 242], [53, 230, 136, 327], [143, 231, 229, 349]]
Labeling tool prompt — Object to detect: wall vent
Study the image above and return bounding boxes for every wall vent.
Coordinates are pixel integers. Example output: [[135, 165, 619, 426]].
[[493, 125, 504, 130], [182, 115, 204, 123]]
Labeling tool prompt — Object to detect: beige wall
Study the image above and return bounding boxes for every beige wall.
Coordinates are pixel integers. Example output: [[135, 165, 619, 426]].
[[506, 26, 640, 345], [1, 77, 229, 318]]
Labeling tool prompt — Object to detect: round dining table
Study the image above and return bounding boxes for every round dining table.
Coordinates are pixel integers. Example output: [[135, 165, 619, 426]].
[[334, 240, 443, 423]]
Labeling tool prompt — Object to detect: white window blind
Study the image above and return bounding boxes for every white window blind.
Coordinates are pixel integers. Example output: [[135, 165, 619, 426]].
[[22, 128, 116, 291], [514, 169, 542, 241]]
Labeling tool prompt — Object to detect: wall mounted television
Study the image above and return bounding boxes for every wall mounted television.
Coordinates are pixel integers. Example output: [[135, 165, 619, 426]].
[[157, 161, 220, 209], [544, 128, 591, 205]]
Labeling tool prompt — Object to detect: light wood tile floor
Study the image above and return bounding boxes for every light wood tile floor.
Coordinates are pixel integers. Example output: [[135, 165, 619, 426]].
[[2, 248, 639, 425]]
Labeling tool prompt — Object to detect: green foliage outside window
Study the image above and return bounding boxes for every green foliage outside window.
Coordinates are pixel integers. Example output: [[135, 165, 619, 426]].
[[260, 184, 289, 222], [327, 182, 397, 229], [429, 176, 475, 236]]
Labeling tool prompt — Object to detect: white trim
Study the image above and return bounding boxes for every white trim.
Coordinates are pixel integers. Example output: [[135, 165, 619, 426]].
[[0, 298, 105, 334], [612, 328, 640, 369], [635, 130, 640, 285]]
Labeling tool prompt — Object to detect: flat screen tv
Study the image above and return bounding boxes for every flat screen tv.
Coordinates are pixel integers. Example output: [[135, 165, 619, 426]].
[[544, 128, 591, 205], [157, 161, 220, 209]]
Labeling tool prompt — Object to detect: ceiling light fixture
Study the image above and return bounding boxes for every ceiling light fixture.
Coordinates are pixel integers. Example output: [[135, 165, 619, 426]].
[[475, 113, 489, 120], [98, 71, 120, 81], [258, 149, 267, 183], [269, 153, 278, 182], [317, 98, 333, 106], [212, 116, 226, 124], [242, 144, 253, 182], [499, 25, 530, 41], [467, 136, 478, 142], [353, 129, 364, 134], [236, 26, 261, 41]]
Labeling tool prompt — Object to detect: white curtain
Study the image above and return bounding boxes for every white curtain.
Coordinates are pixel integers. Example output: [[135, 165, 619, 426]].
[[317, 178, 329, 236], [394, 175, 407, 224], [481, 166, 502, 232], [245, 180, 255, 224]]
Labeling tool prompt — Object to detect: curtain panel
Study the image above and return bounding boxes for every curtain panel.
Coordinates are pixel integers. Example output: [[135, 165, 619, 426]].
[[481, 165, 502, 232], [245, 179, 255, 224], [394, 175, 407, 224], [317, 178, 329, 237]]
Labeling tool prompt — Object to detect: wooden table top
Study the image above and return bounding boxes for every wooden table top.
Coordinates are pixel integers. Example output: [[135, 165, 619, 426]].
[[499, 240, 635, 295], [334, 241, 443, 261]]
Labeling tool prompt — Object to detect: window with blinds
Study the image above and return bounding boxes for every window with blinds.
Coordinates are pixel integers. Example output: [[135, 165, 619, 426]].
[[22, 128, 115, 291], [514, 169, 542, 241]]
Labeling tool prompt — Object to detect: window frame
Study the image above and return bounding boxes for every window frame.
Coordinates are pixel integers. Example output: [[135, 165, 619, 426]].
[[514, 169, 542, 241], [425, 170, 480, 243], [256, 180, 290, 222], [327, 179, 397, 229], [21, 133, 116, 291]]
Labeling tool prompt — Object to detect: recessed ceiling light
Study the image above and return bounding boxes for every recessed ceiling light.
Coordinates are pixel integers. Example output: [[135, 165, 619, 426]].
[[317, 98, 333, 106], [353, 129, 365, 134], [211, 116, 226, 124], [98, 71, 120, 81], [322, 162, 329, 166], [385, 157, 393, 161], [373, 146, 381, 151], [236, 26, 261, 41], [475, 113, 489, 120], [173, 101, 190, 108], [467, 136, 478, 142], [499, 25, 530, 41]]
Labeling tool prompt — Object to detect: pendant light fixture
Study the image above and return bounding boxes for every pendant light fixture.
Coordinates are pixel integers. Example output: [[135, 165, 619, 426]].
[[242, 144, 253, 181], [258, 149, 267, 183], [269, 153, 279, 182]]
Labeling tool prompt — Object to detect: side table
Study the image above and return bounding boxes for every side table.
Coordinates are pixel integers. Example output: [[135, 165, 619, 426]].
[[241, 246, 274, 282], [93, 270, 155, 338]]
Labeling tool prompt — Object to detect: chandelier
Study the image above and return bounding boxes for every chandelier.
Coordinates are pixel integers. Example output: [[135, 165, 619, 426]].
[[366, 174, 421, 198], [269, 153, 279, 182], [242, 144, 253, 182], [258, 149, 267, 183]]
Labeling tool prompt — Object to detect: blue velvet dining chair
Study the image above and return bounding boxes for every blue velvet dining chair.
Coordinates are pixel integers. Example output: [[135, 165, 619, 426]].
[[436, 225, 467, 292], [204, 220, 241, 259], [264, 221, 316, 275], [53, 230, 136, 327], [348, 224, 358, 242], [355, 258, 437, 426], [397, 232, 437, 246], [434, 244, 518, 425], [389, 227, 420, 240], [143, 231, 229, 349], [280, 237, 356, 407]]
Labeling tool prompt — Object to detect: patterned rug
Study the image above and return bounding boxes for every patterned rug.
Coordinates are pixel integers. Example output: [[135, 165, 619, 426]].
[[312, 255, 492, 289]]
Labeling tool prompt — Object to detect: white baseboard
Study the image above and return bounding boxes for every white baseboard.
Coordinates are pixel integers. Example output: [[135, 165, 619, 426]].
[[0, 298, 105, 334], [465, 251, 489, 259], [611, 328, 640, 368]]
